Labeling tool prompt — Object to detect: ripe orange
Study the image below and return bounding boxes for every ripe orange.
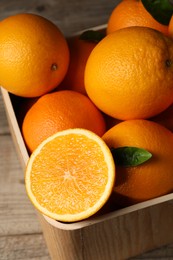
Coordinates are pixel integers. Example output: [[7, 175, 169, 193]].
[[22, 90, 106, 152], [107, 0, 169, 35], [168, 15, 173, 38], [0, 13, 69, 97], [25, 128, 115, 222], [85, 26, 173, 120], [151, 104, 173, 132], [60, 31, 99, 95], [102, 120, 173, 207]]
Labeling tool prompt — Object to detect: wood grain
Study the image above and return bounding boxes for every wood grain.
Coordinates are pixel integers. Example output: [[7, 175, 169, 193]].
[[38, 201, 173, 260], [0, 0, 117, 36], [0, 137, 40, 235], [0, 94, 9, 134], [0, 234, 49, 260], [1, 0, 173, 259]]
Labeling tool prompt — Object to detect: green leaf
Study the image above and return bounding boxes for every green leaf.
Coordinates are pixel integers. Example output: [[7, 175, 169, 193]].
[[79, 30, 105, 43], [111, 146, 152, 167], [141, 0, 173, 25]]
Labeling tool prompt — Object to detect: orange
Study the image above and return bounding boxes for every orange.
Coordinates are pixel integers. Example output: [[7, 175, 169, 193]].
[[151, 104, 173, 132], [85, 26, 173, 120], [103, 119, 173, 207], [22, 90, 106, 152], [107, 0, 169, 35], [102, 120, 173, 207], [60, 31, 100, 95], [0, 13, 69, 97], [169, 15, 173, 38], [25, 128, 115, 222]]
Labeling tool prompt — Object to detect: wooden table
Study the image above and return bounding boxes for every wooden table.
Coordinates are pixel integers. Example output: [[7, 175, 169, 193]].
[[0, 0, 173, 259]]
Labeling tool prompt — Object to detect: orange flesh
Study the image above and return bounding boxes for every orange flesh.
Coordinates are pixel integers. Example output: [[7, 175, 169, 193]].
[[30, 134, 109, 215]]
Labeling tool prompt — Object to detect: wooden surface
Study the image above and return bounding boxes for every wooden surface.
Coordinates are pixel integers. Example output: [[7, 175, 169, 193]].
[[0, 0, 173, 259]]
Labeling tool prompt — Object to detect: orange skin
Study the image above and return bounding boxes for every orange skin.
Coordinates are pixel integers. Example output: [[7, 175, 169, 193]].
[[102, 120, 173, 207], [168, 15, 173, 38], [22, 90, 106, 152], [60, 34, 98, 95], [0, 13, 69, 97], [107, 0, 169, 36], [85, 26, 173, 120]]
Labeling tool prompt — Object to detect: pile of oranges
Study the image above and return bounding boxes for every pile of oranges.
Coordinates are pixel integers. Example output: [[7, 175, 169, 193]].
[[1, 0, 173, 222]]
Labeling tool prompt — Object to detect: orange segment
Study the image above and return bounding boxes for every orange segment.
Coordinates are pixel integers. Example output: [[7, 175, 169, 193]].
[[25, 128, 115, 222]]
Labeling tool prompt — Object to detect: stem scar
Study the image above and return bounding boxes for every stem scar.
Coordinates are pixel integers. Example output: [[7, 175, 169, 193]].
[[51, 63, 58, 71]]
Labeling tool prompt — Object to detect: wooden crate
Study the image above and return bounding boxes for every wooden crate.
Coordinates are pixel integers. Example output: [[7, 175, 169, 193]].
[[1, 22, 173, 257]]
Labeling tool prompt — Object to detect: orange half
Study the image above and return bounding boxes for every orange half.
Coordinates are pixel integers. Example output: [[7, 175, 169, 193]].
[[25, 128, 115, 222]]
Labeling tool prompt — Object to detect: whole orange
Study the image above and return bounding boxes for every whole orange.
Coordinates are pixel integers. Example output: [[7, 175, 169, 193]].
[[85, 26, 173, 120], [107, 0, 168, 35], [102, 119, 173, 207], [0, 13, 69, 97], [22, 90, 106, 152], [60, 31, 100, 95]]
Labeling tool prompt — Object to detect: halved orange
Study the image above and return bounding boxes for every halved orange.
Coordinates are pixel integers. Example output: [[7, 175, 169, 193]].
[[25, 128, 115, 222]]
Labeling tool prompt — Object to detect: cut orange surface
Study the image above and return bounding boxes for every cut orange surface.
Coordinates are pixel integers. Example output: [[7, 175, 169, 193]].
[[25, 128, 115, 222]]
